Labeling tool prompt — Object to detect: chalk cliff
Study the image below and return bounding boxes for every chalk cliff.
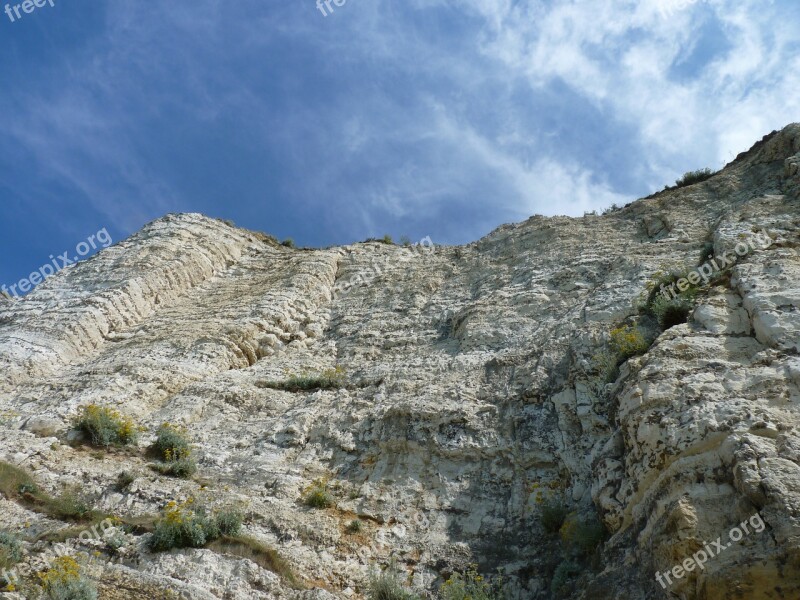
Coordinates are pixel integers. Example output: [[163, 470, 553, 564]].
[[1, 124, 799, 599]]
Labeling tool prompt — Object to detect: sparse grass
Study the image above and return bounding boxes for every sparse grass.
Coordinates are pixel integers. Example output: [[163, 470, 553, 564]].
[[345, 519, 363, 534], [47, 486, 94, 521], [698, 240, 715, 266], [207, 535, 298, 587], [590, 350, 619, 388], [263, 366, 347, 393], [74, 404, 138, 447], [0, 462, 106, 524], [304, 483, 334, 509], [38, 556, 98, 600], [601, 203, 620, 215], [675, 168, 715, 188]]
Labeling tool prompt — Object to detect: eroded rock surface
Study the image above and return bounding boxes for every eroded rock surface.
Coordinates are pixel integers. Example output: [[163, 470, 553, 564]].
[[1, 124, 799, 599]]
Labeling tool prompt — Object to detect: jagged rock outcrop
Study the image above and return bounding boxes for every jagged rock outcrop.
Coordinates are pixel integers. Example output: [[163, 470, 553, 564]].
[[1, 124, 799, 599]]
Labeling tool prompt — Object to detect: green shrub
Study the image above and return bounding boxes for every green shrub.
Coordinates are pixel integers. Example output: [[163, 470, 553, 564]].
[[281, 238, 296, 248], [698, 240, 715, 266], [74, 405, 138, 447], [440, 565, 504, 600], [152, 423, 196, 479], [369, 567, 420, 600], [150, 500, 211, 551], [550, 560, 581, 598], [116, 471, 135, 491], [215, 509, 243, 537], [152, 458, 197, 479], [150, 501, 244, 552], [304, 484, 333, 509], [265, 366, 347, 393], [0, 530, 22, 571], [38, 556, 97, 600], [650, 294, 694, 330], [675, 168, 715, 187], [559, 514, 606, 556], [641, 268, 690, 312], [539, 496, 569, 534], [381, 235, 394, 245], [153, 423, 191, 460]]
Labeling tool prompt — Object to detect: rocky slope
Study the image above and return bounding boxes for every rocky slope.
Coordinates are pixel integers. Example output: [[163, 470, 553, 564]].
[[0, 124, 799, 600]]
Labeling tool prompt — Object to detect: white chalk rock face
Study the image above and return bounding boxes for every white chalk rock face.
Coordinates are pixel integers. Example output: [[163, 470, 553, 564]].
[[1, 125, 800, 599]]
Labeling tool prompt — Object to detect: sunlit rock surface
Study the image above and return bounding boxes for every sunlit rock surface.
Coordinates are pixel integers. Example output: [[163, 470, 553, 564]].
[[1, 124, 799, 599]]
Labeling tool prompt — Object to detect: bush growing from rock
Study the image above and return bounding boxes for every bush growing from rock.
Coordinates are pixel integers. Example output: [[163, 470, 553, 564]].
[[650, 294, 694, 330], [550, 560, 581, 598], [608, 325, 650, 362], [540, 497, 569, 534], [215, 509, 243, 537], [0, 530, 22, 589], [38, 556, 97, 600], [152, 423, 197, 479], [150, 500, 244, 552], [440, 565, 504, 600], [369, 567, 420, 600], [265, 366, 347, 393], [304, 483, 334, 509], [559, 513, 606, 556], [116, 471, 135, 491], [675, 168, 715, 187], [74, 405, 138, 447]]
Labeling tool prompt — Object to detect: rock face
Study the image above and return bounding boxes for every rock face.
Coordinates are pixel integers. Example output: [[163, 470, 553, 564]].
[[0, 124, 799, 600]]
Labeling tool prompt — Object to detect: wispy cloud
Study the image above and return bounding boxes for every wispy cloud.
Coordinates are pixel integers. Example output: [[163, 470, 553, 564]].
[[0, 0, 797, 263]]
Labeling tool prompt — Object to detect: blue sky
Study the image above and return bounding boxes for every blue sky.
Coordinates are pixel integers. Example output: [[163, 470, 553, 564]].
[[1, 0, 799, 292]]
